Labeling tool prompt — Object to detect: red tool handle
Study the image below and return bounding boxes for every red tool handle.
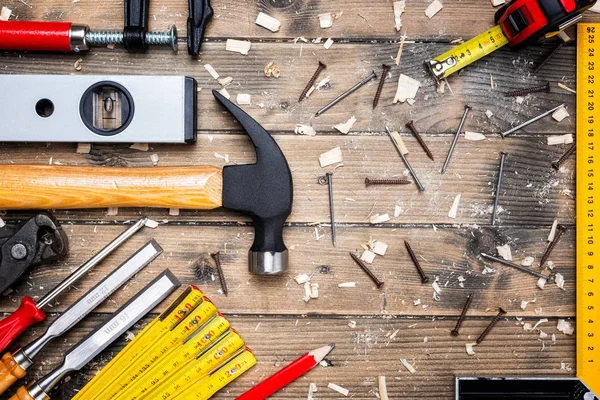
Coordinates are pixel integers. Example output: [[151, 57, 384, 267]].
[[0, 21, 73, 52], [0, 297, 45, 353]]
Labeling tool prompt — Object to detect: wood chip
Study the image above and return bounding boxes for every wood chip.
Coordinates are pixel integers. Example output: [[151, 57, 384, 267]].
[[225, 39, 251, 55], [369, 214, 390, 224], [74, 58, 83, 71], [557, 82, 576, 94], [552, 106, 570, 122], [107, 207, 119, 216], [555, 272, 565, 290], [217, 77, 233, 87], [0, 217, 4, 229], [485, 109, 494, 119], [303, 282, 312, 302], [389, 130, 409, 154], [521, 256, 534, 266], [327, 383, 349, 396], [310, 283, 319, 298], [558, 31, 571, 42], [557, 319, 574, 335], [491, 0, 506, 6], [323, 38, 334, 49], [76, 143, 91, 154], [547, 134, 573, 145], [150, 154, 159, 165], [393, 74, 421, 104], [256, 12, 281, 32], [319, 147, 343, 167], [338, 282, 357, 288], [465, 343, 477, 355], [372, 241, 388, 256], [464, 131, 486, 141], [169, 208, 180, 216], [295, 273, 311, 284], [308, 383, 318, 400], [295, 124, 317, 136], [204, 64, 220, 79], [548, 219, 558, 241], [217, 88, 231, 100], [264, 61, 280, 78], [361, 249, 376, 264], [0, 6, 12, 20], [130, 143, 149, 151], [425, 0, 443, 18], [319, 12, 333, 28], [496, 244, 512, 261], [448, 194, 461, 218], [393, 1, 405, 31], [537, 277, 547, 289], [145, 219, 159, 229], [394, 205, 403, 217], [333, 116, 357, 134], [378, 376, 389, 400], [395, 30, 407, 65], [236, 94, 252, 105], [515, 96, 525, 104], [400, 358, 416, 373]]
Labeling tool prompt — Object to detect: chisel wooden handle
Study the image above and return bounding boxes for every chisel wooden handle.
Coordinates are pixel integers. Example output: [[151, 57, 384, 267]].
[[9, 385, 35, 400], [0, 165, 223, 210], [0, 353, 27, 395]]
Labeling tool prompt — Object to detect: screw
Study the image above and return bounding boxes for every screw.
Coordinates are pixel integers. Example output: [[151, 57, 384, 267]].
[[386, 127, 425, 191], [451, 294, 473, 336], [322, 172, 336, 247], [365, 178, 411, 186], [406, 120, 434, 161], [299, 61, 326, 102], [476, 308, 507, 344], [10, 243, 27, 260], [85, 25, 178, 52], [372, 64, 390, 109], [316, 71, 377, 116], [492, 152, 507, 226], [210, 251, 228, 296], [552, 143, 576, 170], [442, 105, 471, 173], [349, 252, 384, 289], [501, 104, 566, 137], [540, 224, 567, 267], [504, 82, 551, 97], [533, 41, 565, 75], [404, 240, 429, 283], [480, 253, 551, 280]]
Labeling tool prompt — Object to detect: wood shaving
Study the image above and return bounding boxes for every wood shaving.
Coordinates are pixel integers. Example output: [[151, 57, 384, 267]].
[[236, 94, 251, 105], [225, 39, 251, 55], [425, 0, 443, 18], [491, 0, 506, 5], [555, 272, 565, 290], [76, 143, 91, 154], [74, 58, 83, 71], [448, 194, 461, 218], [361, 249, 376, 264], [0, 6, 12, 20], [217, 87, 231, 99], [400, 358, 416, 373], [310, 283, 319, 299], [150, 153, 159, 165], [107, 207, 119, 216], [436, 80, 446, 94], [389, 130, 409, 154], [295, 273, 311, 284], [395, 30, 407, 65], [485, 110, 494, 118], [338, 282, 357, 288], [465, 343, 477, 355], [548, 220, 559, 241], [264, 61, 280, 78], [370, 214, 390, 224], [372, 241, 388, 256], [348, 320, 357, 328], [432, 281, 441, 295], [256, 12, 281, 32], [315, 76, 331, 91], [169, 208, 180, 216], [144, 219, 159, 229], [204, 64, 220, 79], [214, 152, 230, 163], [496, 244, 512, 261], [393, 74, 421, 104], [0, 217, 4, 228], [319, 12, 333, 28], [552, 106, 570, 122], [520, 300, 529, 310], [378, 376, 389, 400], [521, 256, 534, 266], [328, 383, 349, 396], [130, 143, 149, 151], [394, 205, 403, 217], [464, 131, 486, 141], [303, 282, 312, 302], [393, 1, 405, 31], [333, 116, 357, 134], [217, 77, 233, 87], [558, 31, 571, 42], [308, 383, 318, 400], [547, 134, 573, 145], [557, 82, 576, 94], [537, 277, 546, 289], [295, 124, 316, 136], [319, 147, 343, 167], [323, 38, 334, 49], [515, 96, 525, 104], [557, 319, 574, 335]]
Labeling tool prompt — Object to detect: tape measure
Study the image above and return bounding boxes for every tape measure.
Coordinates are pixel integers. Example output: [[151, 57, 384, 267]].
[[576, 22, 600, 397]]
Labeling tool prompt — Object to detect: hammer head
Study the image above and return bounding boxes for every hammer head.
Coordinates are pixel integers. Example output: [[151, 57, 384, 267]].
[[213, 90, 293, 275]]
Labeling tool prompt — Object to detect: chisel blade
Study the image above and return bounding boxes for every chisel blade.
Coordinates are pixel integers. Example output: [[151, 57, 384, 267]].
[[29, 270, 180, 399]]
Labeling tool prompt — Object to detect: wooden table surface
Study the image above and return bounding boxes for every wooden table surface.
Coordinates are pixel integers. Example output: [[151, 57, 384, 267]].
[[0, 0, 597, 399]]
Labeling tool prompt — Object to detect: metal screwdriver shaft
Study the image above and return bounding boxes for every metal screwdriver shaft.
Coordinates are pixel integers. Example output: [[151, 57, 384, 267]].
[[442, 105, 471, 173], [500, 104, 566, 137], [386, 127, 425, 191], [315, 71, 377, 116], [492, 152, 507, 226]]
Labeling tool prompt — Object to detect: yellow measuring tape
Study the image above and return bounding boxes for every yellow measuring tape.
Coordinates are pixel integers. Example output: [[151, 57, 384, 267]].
[[427, 25, 509, 82], [73, 286, 206, 400], [576, 23, 600, 397]]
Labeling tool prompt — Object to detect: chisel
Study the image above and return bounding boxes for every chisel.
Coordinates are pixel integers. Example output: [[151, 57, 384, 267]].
[[0, 240, 163, 395], [0, 218, 147, 353], [9, 269, 181, 400]]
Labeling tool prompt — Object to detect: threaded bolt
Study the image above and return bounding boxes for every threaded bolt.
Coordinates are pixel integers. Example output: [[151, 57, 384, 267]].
[[476, 307, 506, 344], [86, 25, 178, 52], [504, 82, 550, 97], [365, 178, 411, 186], [211, 251, 228, 296], [372, 64, 390, 109]]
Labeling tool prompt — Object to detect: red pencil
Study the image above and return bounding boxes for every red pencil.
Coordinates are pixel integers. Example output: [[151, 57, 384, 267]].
[[236, 343, 335, 400]]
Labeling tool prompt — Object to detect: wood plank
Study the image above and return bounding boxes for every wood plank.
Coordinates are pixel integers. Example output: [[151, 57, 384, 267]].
[[0, 224, 575, 317], [0, 42, 579, 134], [5, 0, 600, 40], [2, 315, 575, 400], [0, 134, 575, 225]]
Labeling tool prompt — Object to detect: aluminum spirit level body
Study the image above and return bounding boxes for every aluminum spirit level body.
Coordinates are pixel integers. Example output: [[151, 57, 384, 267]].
[[0, 75, 197, 143]]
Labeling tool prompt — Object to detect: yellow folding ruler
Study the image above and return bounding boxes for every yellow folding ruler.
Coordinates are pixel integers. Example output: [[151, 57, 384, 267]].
[[576, 22, 600, 397]]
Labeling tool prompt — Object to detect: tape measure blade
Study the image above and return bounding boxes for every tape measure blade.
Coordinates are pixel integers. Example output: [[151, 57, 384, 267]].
[[576, 22, 600, 398]]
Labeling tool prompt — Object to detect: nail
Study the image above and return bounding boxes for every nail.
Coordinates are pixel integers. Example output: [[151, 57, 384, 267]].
[[442, 105, 471, 173], [492, 152, 507, 226], [451, 294, 473, 336], [500, 104, 565, 137], [476, 308, 507, 344], [349, 252, 384, 289], [386, 127, 425, 191], [316, 71, 377, 116], [406, 120, 434, 161], [404, 240, 429, 283], [299, 61, 326, 102], [480, 253, 551, 280]]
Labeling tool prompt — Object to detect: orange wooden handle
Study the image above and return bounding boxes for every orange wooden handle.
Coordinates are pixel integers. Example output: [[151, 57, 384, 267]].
[[0, 165, 223, 210], [9, 386, 34, 400], [0, 353, 27, 395]]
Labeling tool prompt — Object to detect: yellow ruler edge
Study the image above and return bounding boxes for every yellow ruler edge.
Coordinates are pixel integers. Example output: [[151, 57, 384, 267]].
[[576, 22, 600, 397]]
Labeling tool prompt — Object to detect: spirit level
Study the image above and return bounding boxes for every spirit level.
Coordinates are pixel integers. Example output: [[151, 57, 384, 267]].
[[427, 0, 597, 82]]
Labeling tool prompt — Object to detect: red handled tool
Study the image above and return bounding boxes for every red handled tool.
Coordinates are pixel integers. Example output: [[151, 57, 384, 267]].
[[0, 218, 146, 353], [427, 0, 598, 81]]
